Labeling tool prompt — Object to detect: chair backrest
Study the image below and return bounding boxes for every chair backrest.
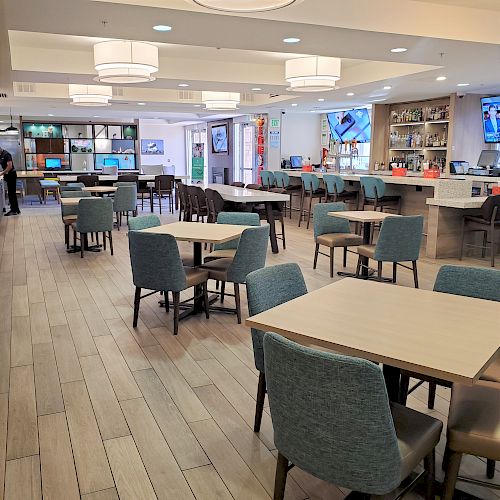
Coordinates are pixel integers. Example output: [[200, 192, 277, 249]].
[[227, 225, 269, 283], [127, 214, 161, 231], [313, 202, 351, 239], [434, 265, 500, 302], [301, 172, 320, 192], [128, 231, 187, 292], [205, 188, 225, 220], [361, 176, 386, 199], [155, 175, 174, 191], [76, 175, 99, 187], [215, 212, 261, 250], [323, 174, 345, 195], [246, 264, 307, 372], [141, 164, 164, 176], [374, 215, 423, 262], [245, 184, 262, 190], [102, 166, 118, 175], [231, 182, 245, 188], [61, 185, 84, 192], [263, 333, 402, 495], [117, 174, 139, 186], [260, 170, 275, 189], [187, 185, 206, 211], [113, 184, 137, 212], [274, 171, 290, 189], [480, 195, 500, 221], [177, 183, 188, 210], [75, 198, 113, 233]]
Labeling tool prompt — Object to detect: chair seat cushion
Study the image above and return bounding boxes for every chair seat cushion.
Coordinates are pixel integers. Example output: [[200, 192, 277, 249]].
[[184, 267, 209, 287], [63, 215, 77, 225], [336, 190, 358, 199], [365, 195, 400, 203], [391, 403, 443, 480], [317, 233, 363, 248], [40, 180, 60, 188], [181, 253, 195, 268], [285, 184, 302, 192], [204, 249, 237, 263], [481, 357, 500, 383], [200, 257, 233, 281], [446, 381, 500, 460], [357, 244, 376, 259]]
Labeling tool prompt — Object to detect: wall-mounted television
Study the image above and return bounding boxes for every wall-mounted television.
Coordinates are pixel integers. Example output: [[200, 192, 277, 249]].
[[481, 96, 500, 143], [103, 158, 120, 167], [327, 108, 371, 143], [211, 124, 228, 154]]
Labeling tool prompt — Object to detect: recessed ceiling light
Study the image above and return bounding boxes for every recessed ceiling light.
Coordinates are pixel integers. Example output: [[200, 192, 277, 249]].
[[291, 103, 298, 107], [436, 76, 447, 81], [383, 86, 392, 90], [178, 83, 190, 87], [137, 102, 146, 105], [346, 92, 355, 96], [457, 83, 470, 87], [391, 47, 407, 53], [283, 37, 301, 43], [309, 110, 317, 113], [194, 104, 201, 107], [190, 0, 298, 12], [48, 114, 54, 117], [153, 25, 172, 31], [251, 87, 262, 91], [93, 116, 100, 118], [318, 98, 325, 102], [370, 98, 386, 102]]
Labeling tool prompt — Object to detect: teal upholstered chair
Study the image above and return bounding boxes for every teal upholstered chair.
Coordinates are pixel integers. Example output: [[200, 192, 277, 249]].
[[128, 231, 209, 335], [299, 173, 325, 229], [260, 170, 275, 190], [274, 171, 302, 218], [356, 215, 423, 287], [60, 190, 91, 249], [360, 176, 401, 213], [246, 264, 307, 432], [263, 332, 442, 500], [127, 214, 161, 231], [201, 224, 270, 323], [323, 174, 358, 206], [72, 197, 114, 258], [204, 212, 260, 262], [313, 203, 363, 277], [113, 184, 137, 230]]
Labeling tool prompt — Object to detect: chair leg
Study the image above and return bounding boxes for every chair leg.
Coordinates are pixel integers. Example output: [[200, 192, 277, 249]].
[[412, 261, 419, 288], [355, 256, 362, 277], [377, 261, 383, 281], [392, 262, 397, 283], [133, 287, 141, 327], [313, 243, 319, 269], [234, 283, 241, 324], [165, 291, 170, 313], [173, 291, 180, 335], [399, 374, 410, 405], [298, 192, 304, 227], [428, 382, 436, 410], [343, 247, 347, 268], [103, 231, 107, 250], [80, 233, 84, 258], [96, 233, 99, 247], [254, 372, 266, 433], [109, 231, 114, 256], [274, 452, 289, 500], [220, 282, 225, 303], [281, 217, 286, 249], [442, 450, 462, 500], [487, 459, 496, 479], [329, 247, 334, 278], [306, 194, 313, 230], [490, 227, 495, 267], [203, 282, 210, 319], [424, 450, 436, 500], [65, 225, 69, 249]]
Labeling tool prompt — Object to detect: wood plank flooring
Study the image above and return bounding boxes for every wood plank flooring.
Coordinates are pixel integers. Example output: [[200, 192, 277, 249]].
[[0, 204, 498, 500]]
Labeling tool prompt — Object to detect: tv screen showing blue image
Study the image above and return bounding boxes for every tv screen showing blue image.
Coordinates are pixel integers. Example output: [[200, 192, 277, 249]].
[[104, 158, 119, 167], [45, 158, 61, 169], [327, 108, 371, 143], [481, 96, 500, 143], [211, 124, 228, 153]]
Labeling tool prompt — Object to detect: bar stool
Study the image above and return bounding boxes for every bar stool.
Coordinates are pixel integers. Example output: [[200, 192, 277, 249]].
[[274, 171, 302, 219], [39, 179, 61, 204], [298, 173, 325, 229], [323, 174, 358, 207], [360, 176, 401, 213], [260, 170, 275, 190]]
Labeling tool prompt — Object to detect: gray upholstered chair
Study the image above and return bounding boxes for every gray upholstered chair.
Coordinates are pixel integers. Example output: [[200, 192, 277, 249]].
[[356, 215, 424, 287], [128, 231, 209, 335], [246, 264, 307, 432], [323, 173, 358, 206], [263, 332, 442, 500], [152, 175, 175, 214], [442, 380, 500, 500], [274, 171, 302, 219], [127, 214, 161, 232], [299, 173, 325, 229], [204, 212, 260, 263], [201, 224, 269, 323], [313, 203, 363, 277], [72, 197, 114, 258], [60, 190, 90, 249], [360, 176, 401, 213], [113, 184, 137, 230]]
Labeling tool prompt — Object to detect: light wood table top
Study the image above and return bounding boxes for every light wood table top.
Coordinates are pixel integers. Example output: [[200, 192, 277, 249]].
[[82, 186, 117, 194], [246, 278, 500, 385], [141, 221, 252, 244], [60, 197, 100, 206], [59, 174, 190, 183], [426, 197, 487, 209], [330, 210, 399, 223], [190, 183, 289, 203], [17, 171, 44, 178]]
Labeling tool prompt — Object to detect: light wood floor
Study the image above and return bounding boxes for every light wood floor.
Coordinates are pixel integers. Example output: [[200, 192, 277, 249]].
[[0, 203, 498, 500]]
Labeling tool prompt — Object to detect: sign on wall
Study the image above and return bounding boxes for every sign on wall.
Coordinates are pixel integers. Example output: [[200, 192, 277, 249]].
[[270, 118, 280, 128], [192, 143, 205, 181]]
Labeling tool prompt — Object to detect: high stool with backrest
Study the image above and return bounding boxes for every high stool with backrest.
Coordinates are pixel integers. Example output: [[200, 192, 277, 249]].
[[39, 179, 61, 204], [263, 332, 442, 500], [76, 174, 99, 187], [260, 170, 275, 190], [128, 231, 209, 335], [313, 203, 363, 277], [176, 183, 190, 221], [187, 185, 209, 222], [323, 174, 358, 207], [356, 215, 423, 287], [360, 176, 402, 214], [205, 188, 232, 223], [246, 264, 307, 432], [113, 184, 137, 230], [274, 171, 302, 218], [152, 174, 175, 214], [299, 173, 325, 229]]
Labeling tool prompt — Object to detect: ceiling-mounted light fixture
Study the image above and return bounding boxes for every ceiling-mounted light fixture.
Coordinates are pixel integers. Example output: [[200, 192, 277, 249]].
[[94, 40, 159, 83], [69, 84, 113, 106], [0, 110, 18, 135], [188, 0, 297, 12], [201, 91, 240, 110], [285, 56, 341, 92]]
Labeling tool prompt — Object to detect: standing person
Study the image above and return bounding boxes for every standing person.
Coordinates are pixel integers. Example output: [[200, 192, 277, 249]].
[[0, 147, 20, 216]]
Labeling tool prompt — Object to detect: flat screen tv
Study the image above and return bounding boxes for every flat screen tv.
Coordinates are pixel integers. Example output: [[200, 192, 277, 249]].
[[104, 158, 120, 167], [45, 158, 61, 169], [481, 96, 500, 143], [290, 156, 303, 168], [327, 108, 371, 143], [211, 124, 228, 153]]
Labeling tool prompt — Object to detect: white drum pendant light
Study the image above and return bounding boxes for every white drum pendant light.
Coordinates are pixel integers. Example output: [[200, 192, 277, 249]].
[[285, 56, 341, 92], [69, 84, 113, 106], [94, 40, 159, 84], [189, 0, 297, 12], [201, 91, 240, 110]]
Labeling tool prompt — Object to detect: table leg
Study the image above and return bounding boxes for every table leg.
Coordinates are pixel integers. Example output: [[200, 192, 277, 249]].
[[150, 187, 154, 213], [265, 201, 279, 254], [383, 365, 401, 403]]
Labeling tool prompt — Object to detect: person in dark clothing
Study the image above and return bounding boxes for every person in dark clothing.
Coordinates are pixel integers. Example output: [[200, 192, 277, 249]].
[[0, 147, 20, 216]]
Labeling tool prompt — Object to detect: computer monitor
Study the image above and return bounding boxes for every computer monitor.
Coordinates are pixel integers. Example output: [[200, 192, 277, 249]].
[[290, 156, 303, 168], [477, 150, 500, 168], [103, 158, 120, 167], [45, 158, 61, 169]]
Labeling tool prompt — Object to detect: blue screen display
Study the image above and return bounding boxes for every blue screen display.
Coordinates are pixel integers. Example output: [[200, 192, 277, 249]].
[[481, 96, 500, 143], [327, 108, 371, 143], [45, 158, 62, 169], [104, 158, 119, 167]]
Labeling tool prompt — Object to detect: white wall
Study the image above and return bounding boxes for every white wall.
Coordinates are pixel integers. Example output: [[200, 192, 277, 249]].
[[280, 113, 322, 166], [138, 120, 186, 175]]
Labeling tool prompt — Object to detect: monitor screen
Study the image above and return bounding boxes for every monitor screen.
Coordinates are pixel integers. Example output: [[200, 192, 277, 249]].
[[327, 108, 371, 143], [104, 158, 120, 167], [211, 124, 228, 153], [290, 156, 303, 168], [45, 158, 61, 169], [477, 149, 500, 167], [481, 96, 500, 143]]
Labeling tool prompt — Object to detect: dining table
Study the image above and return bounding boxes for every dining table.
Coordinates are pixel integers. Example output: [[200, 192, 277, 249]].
[[246, 278, 500, 403], [82, 186, 118, 196]]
